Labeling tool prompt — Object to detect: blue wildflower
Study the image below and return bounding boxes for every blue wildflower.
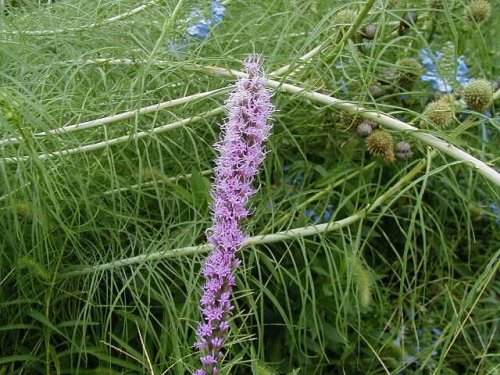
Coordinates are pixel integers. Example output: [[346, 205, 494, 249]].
[[186, 0, 225, 39], [420, 46, 472, 93], [170, 0, 226, 56], [304, 204, 334, 224]]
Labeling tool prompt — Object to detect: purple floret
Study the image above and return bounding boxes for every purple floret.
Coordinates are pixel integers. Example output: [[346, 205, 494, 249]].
[[193, 56, 274, 375]]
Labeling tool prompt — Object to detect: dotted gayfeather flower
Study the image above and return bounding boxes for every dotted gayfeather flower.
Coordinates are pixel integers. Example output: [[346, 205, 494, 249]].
[[193, 57, 274, 375]]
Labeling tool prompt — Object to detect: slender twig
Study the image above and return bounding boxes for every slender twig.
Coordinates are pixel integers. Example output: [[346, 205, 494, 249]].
[[2, 108, 223, 163], [102, 169, 213, 196], [267, 161, 377, 231], [58, 154, 432, 279], [189, 63, 500, 186], [0, 88, 227, 147], [1, 0, 160, 36]]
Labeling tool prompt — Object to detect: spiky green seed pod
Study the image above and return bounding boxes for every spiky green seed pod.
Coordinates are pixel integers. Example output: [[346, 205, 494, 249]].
[[338, 112, 364, 131], [396, 141, 413, 160], [357, 122, 373, 137], [352, 257, 373, 310], [463, 79, 493, 113], [421, 98, 454, 128], [397, 57, 423, 87], [466, 0, 491, 23], [362, 23, 378, 39], [367, 130, 395, 162]]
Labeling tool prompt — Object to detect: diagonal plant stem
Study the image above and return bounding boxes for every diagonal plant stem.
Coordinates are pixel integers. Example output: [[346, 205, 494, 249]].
[[1, 108, 223, 163], [0, 0, 161, 36], [0, 87, 227, 147], [102, 169, 213, 196], [58, 153, 434, 279], [267, 161, 377, 232], [188, 63, 500, 186]]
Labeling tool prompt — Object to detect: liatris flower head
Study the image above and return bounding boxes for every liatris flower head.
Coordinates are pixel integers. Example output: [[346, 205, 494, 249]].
[[463, 79, 493, 113], [193, 56, 274, 375], [465, 0, 492, 23], [366, 130, 395, 162]]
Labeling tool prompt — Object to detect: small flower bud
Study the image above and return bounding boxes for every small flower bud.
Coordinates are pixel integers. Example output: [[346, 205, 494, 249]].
[[465, 0, 491, 23], [362, 24, 378, 40], [369, 84, 384, 98], [357, 122, 373, 137], [421, 96, 454, 128], [396, 141, 413, 160], [463, 79, 493, 113], [397, 57, 423, 87], [367, 130, 395, 162]]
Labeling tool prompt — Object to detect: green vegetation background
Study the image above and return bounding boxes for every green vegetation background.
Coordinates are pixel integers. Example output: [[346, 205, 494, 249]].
[[0, 0, 498, 374]]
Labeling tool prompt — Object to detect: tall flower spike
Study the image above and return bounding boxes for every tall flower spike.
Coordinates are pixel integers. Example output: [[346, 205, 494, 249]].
[[193, 56, 274, 375]]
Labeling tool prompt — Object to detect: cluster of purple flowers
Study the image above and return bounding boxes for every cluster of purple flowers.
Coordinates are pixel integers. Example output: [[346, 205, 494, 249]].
[[193, 57, 274, 375]]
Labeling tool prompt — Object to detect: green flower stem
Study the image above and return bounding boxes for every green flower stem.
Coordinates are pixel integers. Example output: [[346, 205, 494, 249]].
[[1, 107, 224, 163], [192, 63, 500, 186], [58, 152, 430, 279], [0, 0, 160, 36], [0, 87, 226, 147], [265, 161, 376, 232], [102, 169, 213, 196]]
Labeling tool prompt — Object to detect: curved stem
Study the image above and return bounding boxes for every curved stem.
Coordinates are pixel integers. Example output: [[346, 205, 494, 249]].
[[1, 107, 223, 163], [1, 0, 160, 36], [191, 63, 500, 186], [58, 154, 432, 279], [0, 87, 227, 147]]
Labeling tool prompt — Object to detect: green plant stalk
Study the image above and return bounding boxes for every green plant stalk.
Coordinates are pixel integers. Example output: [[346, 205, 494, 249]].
[[192, 63, 500, 186], [102, 169, 213, 196], [0, 0, 161, 36], [277, 0, 377, 77], [266, 161, 376, 232], [0, 88, 227, 147], [1, 107, 224, 163], [58, 154, 430, 279]]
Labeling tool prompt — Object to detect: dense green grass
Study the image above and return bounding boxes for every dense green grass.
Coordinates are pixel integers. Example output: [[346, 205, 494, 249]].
[[0, 0, 498, 374]]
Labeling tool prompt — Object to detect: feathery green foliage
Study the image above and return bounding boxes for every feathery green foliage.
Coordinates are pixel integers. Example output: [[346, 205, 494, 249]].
[[0, 0, 498, 374]]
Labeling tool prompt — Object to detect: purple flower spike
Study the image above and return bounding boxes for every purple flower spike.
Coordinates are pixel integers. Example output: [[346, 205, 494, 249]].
[[193, 56, 274, 375]]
